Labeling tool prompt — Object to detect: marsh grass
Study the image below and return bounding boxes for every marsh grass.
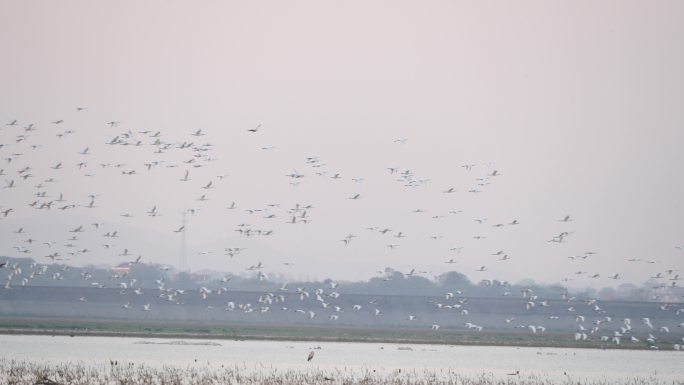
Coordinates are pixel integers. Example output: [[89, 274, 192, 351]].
[[0, 358, 682, 385]]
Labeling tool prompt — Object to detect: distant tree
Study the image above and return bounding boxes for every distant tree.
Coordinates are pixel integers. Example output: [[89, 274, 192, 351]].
[[437, 271, 471, 287], [618, 283, 650, 300], [0, 256, 668, 302], [516, 278, 537, 287], [598, 286, 617, 300], [172, 271, 196, 289], [128, 263, 169, 288]]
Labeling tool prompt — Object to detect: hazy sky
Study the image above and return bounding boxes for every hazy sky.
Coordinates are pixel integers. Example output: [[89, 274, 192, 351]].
[[1, 0, 683, 288]]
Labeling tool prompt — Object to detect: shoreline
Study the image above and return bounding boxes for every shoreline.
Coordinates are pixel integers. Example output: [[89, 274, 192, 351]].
[[2, 357, 680, 385], [0, 319, 677, 351]]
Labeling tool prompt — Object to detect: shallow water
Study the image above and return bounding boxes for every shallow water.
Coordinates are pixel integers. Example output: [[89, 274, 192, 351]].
[[0, 334, 682, 382]]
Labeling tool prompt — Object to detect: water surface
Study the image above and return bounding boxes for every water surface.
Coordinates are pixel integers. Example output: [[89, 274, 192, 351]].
[[0, 335, 681, 382]]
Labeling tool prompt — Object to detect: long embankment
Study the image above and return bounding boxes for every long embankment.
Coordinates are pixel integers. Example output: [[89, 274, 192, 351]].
[[1, 286, 682, 350], [0, 316, 680, 350]]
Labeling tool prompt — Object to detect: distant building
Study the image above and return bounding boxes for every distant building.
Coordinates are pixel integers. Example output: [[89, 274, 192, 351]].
[[111, 262, 131, 274], [190, 272, 210, 282]]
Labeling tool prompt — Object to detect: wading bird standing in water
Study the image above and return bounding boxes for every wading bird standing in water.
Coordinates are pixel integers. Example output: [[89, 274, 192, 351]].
[[307, 351, 314, 362]]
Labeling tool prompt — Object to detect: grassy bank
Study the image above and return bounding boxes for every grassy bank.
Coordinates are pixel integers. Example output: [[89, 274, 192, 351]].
[[0, 317, 681, 350]]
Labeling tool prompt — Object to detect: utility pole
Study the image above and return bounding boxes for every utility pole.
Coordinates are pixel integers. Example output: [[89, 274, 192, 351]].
[[180, 209, 188, 272]]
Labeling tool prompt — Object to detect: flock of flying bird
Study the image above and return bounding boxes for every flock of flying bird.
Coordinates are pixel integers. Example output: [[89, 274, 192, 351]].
[[0, 108, 683, 351]]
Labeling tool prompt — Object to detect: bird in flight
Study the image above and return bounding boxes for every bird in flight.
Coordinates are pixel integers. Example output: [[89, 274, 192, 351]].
[[180, 170, 190, 182]]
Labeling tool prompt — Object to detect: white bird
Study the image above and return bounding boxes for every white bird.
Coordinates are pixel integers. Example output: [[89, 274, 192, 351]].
[[642, 318, 653, 329]]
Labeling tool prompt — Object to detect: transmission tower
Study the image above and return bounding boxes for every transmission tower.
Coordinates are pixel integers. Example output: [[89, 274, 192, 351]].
[[180, 209, 188, 272]]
